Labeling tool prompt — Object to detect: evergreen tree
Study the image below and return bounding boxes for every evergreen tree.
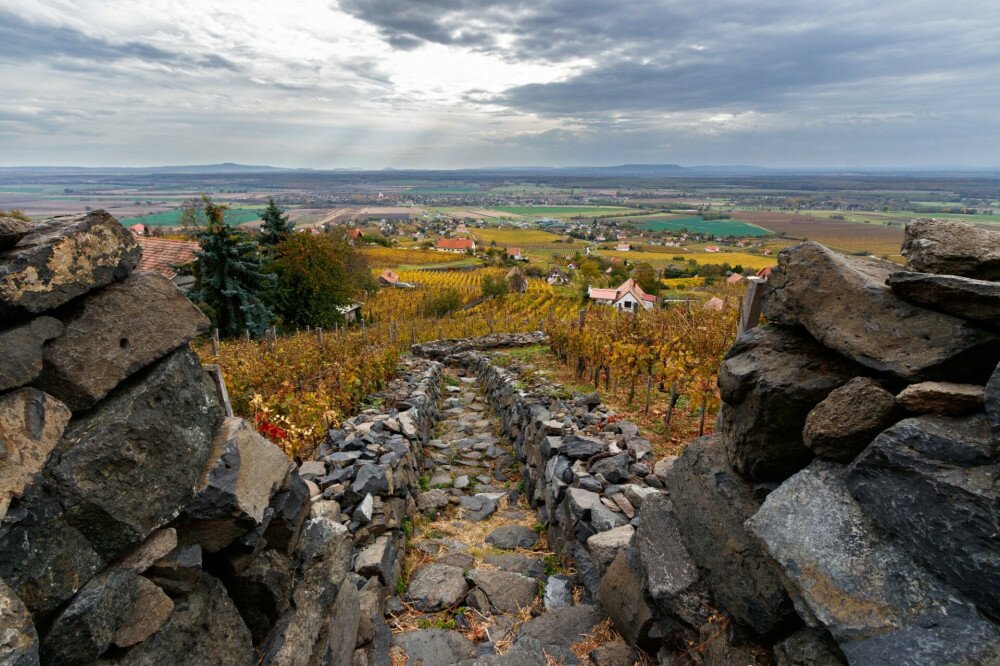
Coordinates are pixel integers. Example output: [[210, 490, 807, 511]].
[[186, 196, 273, 337], [258, 197, 294, 247]]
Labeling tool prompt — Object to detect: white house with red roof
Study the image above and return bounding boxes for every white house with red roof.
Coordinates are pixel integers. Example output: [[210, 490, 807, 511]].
[[435, 238, 476, 253], [506, 246, 525, 260], [587, 278, 656, 312]]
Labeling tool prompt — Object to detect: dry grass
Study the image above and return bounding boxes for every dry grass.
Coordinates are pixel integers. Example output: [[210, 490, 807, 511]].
[[566, 618, 656, 665]]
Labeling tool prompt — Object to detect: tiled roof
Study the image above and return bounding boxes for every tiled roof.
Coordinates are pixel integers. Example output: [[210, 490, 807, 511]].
[[135, 236, 199, 279], [436, 238, 474, 250], [379, 269, 398, 283]]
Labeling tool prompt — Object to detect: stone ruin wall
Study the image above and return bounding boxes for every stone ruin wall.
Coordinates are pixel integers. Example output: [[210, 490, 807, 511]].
[[1, 208, 999, 666]]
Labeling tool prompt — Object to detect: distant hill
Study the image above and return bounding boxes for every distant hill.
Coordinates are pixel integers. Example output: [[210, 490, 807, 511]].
[[0, 163, 312, 175]]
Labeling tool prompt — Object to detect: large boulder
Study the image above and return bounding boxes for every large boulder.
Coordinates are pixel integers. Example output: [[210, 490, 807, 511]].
[[634, 493, 711, 628], [597, 549, 655, 646], [181, 417, 291, 552], [102, 574, 253, 666], [467, 569, 538, 614], [748, 460, 1000, 664], [391, 629, 475, 666], [0, 210, 141, 317], [259, 517, 352, 666], [0, 316, 62, 392], [762, 242, 999, 382], [663, 436, 795, 637], [888, 270, 1000, 325], [404, 564, 469, 612], [0, 578, 39, 666], [311, 578, 361, 666], [45, 347, 223, 560], [901, 218, 1000, 280], [847, 415, 1000, 618], [0, 388, 71, 521], [802, 377, 898, 463], [514, 604, 603, 651], [718, 325, 859, 480], [0, 216, 33, 251], [35, 271, 210, 410]]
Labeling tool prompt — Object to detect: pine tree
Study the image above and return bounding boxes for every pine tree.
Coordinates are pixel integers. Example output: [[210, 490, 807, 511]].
[[187, 196, 274, 337], [258, 197, 294, 247]]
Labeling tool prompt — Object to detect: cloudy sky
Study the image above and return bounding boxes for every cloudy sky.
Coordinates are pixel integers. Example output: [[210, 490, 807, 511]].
[[2, 0, 999, 168]]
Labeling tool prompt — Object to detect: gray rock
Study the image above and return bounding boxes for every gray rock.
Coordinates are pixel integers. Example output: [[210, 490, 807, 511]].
[[585, 524, 634, 572], [762, 241, 999, 382], [664, 436, 795, 637], [847, 414, 1000, 618], [719, 324, 859, 479], [589, 503, 627, 532], [260, 518, 352, 666], [227, 550, 293, 644], [313, 577, 361, 666], [588, 642, 638, 666], [41, 569, 140, 665], [515, 604, 602, 650], [485, 524, 539, 550], [562, 434, 604, 459], [989, 362, 1000, 444], [634, 493, 711, 627], [350, 464, 391, 500], [0, 210, 141, 317], [0, 578, 39, 666], [748, 460, 1000, 664], [105, 574, 252, 666], [415, 489, 449, 513], [0, 388, 71, 521], [356, 576, 385, 647], [353, 494, 375, 523], [773, 628, 846, 666], [0, 316, 62, 392], [47, 347, 222, 560], [458, 494, 497, 521], [0, 494, 105, 618], [0, 216, 32, 251], [597, 549, 655, 646], [590, 453, 629, 484], [901, 217, 1000, 279], [468, 569, 538, 614], [888, 270, 1000, 324], [404, 564, 469, 612], [182, 417, 291, 552], [803, 377, 898, 463], [896, 381, 985, 415], [146, 544, 202, 597], [542, 574, 572, 611], [391, 629, 475, 666], [355, 536, 398, 586], [36, 271, 210, 410], [482, 554, 546, 581], [262, 469, 311, 555], [111, 576, 174, 648]]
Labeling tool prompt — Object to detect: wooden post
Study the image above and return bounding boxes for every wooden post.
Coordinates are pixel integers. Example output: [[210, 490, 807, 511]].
[[576, 308, 586, 378], [211, 328, 219, 356], [410, 323, 416, 347], [317, 327, 324, 348], [643, 372, 653, 414], [244, 329, 250, 341], [697, 393, 708, 436], [664, 382, 678, 435], [738, 276, 766, 337], [306, 325, 311, 333]]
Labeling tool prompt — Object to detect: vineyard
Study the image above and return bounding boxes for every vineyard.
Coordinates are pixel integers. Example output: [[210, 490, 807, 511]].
[[470, 227, 568, 245], [544, 294, 741, 440], [362, 246, 466, 268]]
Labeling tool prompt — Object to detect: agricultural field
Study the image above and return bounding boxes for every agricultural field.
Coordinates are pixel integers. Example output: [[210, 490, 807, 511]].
[[120, 207, 264, 227], [596, 249, 776, 271], [471, 227, 570, 246], [633, 216, 771, 237], [362, 247, 469, 269], [737, 210, 905, 259], [488, 205, 634, 218], [793, 208, 1000, 227]]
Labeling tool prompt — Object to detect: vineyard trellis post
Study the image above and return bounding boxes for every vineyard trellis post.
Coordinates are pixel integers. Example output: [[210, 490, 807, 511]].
[[211, 328, 219, 356], [316, 327, 324, 349]]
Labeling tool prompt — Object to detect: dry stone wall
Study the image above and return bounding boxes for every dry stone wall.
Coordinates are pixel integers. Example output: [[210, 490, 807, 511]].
[[0, 210, 446, 666], [418, 218, 1000, 665]]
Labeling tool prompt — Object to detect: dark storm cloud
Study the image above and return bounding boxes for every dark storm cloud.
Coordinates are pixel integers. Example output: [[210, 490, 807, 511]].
[[0, 10, 238, 71]]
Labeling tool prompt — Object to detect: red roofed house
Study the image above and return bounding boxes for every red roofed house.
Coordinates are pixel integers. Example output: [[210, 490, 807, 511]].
[[704, 245, 720, 253], [755, 266, 773, 279], [378, 269, 399, 286], [726, 273, 745, 285], [616, 243, 631, 252], [588, 278, 656, 312], [135, 236, 199, 292], [129, 223, 146, 236], [435, 238, 476, 253], [347, 228, 363, 243], [506, 247, 524, 260]]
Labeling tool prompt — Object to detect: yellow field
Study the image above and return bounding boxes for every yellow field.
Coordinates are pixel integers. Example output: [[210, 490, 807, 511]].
[[661, 277, 706, 289], [362, 247, 463, 269], [597, 249, 776, 270], [471, 228, 568, 246]]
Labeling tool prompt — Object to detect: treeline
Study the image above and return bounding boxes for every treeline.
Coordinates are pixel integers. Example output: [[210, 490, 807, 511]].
[[182, 196, 375, 338]]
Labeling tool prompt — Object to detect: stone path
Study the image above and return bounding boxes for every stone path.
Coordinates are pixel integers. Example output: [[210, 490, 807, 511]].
[[385, 368, 635, 666]]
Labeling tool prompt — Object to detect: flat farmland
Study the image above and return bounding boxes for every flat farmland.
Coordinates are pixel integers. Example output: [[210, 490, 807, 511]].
[[596, 249, 776, 270], [489, 205, 633, 218], [737, 210, 904, 258], [472, 227, 570, 246], [120, 207, 264, 227], [633, 216, 771, 237]]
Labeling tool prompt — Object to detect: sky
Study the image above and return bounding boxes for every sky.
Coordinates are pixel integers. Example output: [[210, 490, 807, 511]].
[[2, 0, 999, 169]]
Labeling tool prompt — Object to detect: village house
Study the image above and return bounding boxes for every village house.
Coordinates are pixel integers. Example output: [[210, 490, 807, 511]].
[[435, 238, 476, 253], [506, 247, 525, 261], [726, 273, 745, 285], [616, 243, 631, 252], [546, 267, 570, 286], [378, 269, 399, 286], [704, 245, 720, 253], [506, 267, 528, 293], [587, 278, 657, 312], [133, 236, 199, 292]]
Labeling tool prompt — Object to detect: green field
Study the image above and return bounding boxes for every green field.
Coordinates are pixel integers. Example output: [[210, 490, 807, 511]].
[[490, 206, 632, 217], [633, 216, 771, 237], [406, 186, 476, 194], [120, 207, 263, 227]]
